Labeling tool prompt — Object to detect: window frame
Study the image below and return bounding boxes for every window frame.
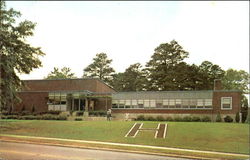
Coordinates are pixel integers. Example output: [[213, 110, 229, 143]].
[[221, 97, 232, 110]]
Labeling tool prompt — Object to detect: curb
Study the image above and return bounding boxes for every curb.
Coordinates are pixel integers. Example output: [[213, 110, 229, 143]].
[[0, 134, 248, 160]]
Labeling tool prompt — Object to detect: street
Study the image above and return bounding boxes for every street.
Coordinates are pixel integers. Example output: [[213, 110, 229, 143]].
[[0, 141, 188, 160]]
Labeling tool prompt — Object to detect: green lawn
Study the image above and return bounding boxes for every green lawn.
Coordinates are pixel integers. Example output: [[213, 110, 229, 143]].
[[0, 120, 249, 155]]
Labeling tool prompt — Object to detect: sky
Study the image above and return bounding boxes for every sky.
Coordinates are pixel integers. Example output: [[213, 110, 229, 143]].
[[5, 1, 249, 80]]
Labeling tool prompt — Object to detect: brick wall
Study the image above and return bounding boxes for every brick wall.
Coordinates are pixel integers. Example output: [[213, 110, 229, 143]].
[[212, 91, 241, 114], [15, 92, 49, 113]]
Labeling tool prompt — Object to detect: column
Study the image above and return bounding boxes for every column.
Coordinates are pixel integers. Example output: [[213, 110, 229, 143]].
[[72, 98, 74, 111], [78, 99, 81, 111], [85, 98, 88, 112]]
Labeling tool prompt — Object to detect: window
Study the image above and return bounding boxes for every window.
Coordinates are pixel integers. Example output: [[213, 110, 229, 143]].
[[118, 100, 125, 108], [163, 99, 168, 108], [182, 99, 189, 108], [150, 100, 156, 107], [112, 100, 118, 108], [144, 100, 150, 108], [204, 99, 212, 109], [131, 100, 138, 108], [138, 100, 144, 108], [125, 100, 131, 108], [221, 97, 232, 110], [175, 99, 181, 108], [169, 99, 175, 108], [197, 99, 204, 108], [189, 99, 197, 109], [156, 99, 163, 108]]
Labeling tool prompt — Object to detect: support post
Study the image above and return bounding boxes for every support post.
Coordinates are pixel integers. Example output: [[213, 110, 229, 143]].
[[78, 98, 80, 111], [84, 98, 89, 117]]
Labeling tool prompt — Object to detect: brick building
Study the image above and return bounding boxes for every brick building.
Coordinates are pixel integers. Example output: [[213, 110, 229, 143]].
[[15, 78, 241, 121], [111, 80, 242, 121], [15, 78, 115, 113]]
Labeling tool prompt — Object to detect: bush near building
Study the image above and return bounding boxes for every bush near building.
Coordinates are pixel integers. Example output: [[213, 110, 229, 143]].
[[216, 112, 222, 122], [224, 115, 233, 123]]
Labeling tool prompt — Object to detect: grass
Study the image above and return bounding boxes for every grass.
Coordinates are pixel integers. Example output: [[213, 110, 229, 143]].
[[0, 120, 249, 155]]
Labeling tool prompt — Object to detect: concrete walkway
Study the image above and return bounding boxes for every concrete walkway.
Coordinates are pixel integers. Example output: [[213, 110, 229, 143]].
[[0, 134, 248, 159]]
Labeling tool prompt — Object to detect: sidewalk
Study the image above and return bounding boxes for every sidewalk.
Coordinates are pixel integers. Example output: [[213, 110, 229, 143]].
[[0, 134, 249, 160]]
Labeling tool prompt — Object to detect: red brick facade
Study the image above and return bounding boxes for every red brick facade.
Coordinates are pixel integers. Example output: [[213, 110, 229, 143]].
[[15, 78, 115, 112]]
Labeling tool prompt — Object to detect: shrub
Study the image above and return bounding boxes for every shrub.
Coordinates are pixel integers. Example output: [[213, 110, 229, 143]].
[[1, 111, 9, 116], [165, 117, 173, 121], [224, 115, 233, 123], [74, 118, 82, 121], [22, 115, 37, 120], [146, 116, 156, 121], [136, 115, 145, 121], [216, 112, 222, 122], [235, 112, 240, 123], [201, 116, 211, 122], [191, 116, 201, 122], [183, 116, 192, 122], [174, 117, 183, 122], [156, 116, 165, 121], [6, 115, 18, 119], [75, 111, 84, 116], [41, 114, 55, 120], [56, 115, 67, 120], [89, 110, 107, 117], [20, 111, 31, 116]]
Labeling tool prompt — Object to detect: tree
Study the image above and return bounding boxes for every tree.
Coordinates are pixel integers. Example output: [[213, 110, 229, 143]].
[[145, 40, 189, 90], [111, 63, 147, 91], [45, 67, 76, 79], [83, 53, 115, 85], [198, 61, 225, 90], [0, 1, 45, 111], [222, 69, 250, 123], [222, 69, 250, 94]]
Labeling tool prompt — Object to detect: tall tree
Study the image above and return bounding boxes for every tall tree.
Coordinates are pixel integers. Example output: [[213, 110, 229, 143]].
[[222, 69, 249, 94], [111, 63, 146, 91], [145, 40, 189, 90], [45, 67, 76, 79], [198, 61, 225, 90], [0, 1, 45, 111], [83, 53, 115, 85]]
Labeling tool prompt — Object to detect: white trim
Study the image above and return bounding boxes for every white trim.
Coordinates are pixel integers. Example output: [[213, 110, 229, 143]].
[[154, 123, 161, 139], [163, 124, 167, 139], [221, 97, 232, 110], [133, 123, 143, 138], [125, 123, 137, 137]]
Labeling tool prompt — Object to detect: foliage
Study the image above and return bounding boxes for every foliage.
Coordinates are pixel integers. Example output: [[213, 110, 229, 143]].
[[235, 112, 240, 123], [201, 116, 211, 122], [74, 118, 82, 121], [83, 53, 115, 85], [191, 116, 201, 122], [111, 63, 147, 91], [45, 67, 76, 79], [136, 115, 145, 121], [0, 1, 45, 110], [183, 116, 192, 122], [222, 69, 250, 94], [89, 110, 107, 117], [215, 112, 222, 122], [224, 115, 233, 123], [165, 117, 173, 121], [75, 111, 84, 116], [146, 116, 156, 121], [174, 116, 183, 122], [145, 40, 189, 91], [198, 61, 225, 90], [156, 116, 165, 121]]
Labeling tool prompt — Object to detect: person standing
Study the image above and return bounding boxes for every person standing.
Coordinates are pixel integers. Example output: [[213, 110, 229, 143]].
[[107, 109, 112, 121]]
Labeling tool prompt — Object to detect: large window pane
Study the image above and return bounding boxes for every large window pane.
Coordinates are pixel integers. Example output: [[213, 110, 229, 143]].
[[221, 97, 232, 109]]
